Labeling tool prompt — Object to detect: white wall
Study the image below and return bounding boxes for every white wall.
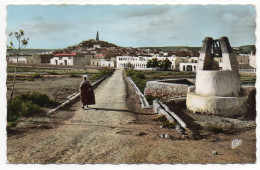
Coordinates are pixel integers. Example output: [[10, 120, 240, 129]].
[[179, 63, 198, 72], [8, 56, 28, 63], [50, 56, 73, 65], [101, 59, 115, 67], [116, 55, 182, 70], [249, 54, 256, 68]]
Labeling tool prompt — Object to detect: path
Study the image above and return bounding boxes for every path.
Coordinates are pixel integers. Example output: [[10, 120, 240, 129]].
[[7, 70, 153, 163], [7, 70, 256, 164]]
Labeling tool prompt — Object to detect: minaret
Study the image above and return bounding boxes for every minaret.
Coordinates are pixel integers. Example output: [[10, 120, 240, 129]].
[[96, 31, 99, 42]]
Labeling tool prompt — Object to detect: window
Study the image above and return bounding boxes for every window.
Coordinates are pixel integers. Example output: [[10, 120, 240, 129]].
[[187, 65, 192, 71], [183, 65, 186, 71]]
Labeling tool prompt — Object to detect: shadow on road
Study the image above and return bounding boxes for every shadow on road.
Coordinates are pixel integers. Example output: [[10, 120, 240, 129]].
[[90, 107, 155, 116]]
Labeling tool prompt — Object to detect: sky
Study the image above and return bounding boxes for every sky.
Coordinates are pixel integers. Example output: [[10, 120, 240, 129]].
[[6, 4, 256, 49]]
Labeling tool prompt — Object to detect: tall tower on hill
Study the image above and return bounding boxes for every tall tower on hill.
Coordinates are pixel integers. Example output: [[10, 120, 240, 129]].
[[96, 31, 99, 42]]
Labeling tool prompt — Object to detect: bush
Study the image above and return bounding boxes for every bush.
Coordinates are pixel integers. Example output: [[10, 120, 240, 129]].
[[152, 115, 176, 128], [133, 72, 146, 79], [125, 70, 147, 93], [145, 95, 160, 105], [204, 125, 224, 134], [7, 98, 42, 125], [19, 92, 60, 107], [125, 69, 136, 77], [27, 77, 35, 81], [153, 115, 168, 122], [48, 71, 59, 75], [32, 73, 42, 78], [90, 74, 101, 81], [100, 67, 113, 76], [90, 67, 114, 81], [7, 92, 60, 126], [69, 73, 80, 78]]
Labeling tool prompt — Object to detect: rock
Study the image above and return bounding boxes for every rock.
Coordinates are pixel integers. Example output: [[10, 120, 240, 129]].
[[212, 150, 218, 155], [138, 132, 147, 136], [160, 125, 167, 128], [175, 125, 183, 133], [160, 133, 170, 139], [165, 134, 170, 139]]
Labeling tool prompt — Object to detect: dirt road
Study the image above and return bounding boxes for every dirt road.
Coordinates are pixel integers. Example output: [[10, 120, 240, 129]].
[[7, 70, 256, 164]]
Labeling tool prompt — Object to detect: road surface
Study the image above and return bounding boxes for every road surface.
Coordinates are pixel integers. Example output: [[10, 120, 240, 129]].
[[7, 70, 256, 164]]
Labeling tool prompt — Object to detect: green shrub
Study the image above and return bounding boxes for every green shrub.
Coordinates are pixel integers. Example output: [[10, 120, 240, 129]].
[[32, 73, 42, 78], [27, 77, 35, 81], [48, 71, 59, 75], [204, 125, 224, 133], [7, 98, 42, 124], [152, 115, 176, 129], [134, 72, 146, 79], [145, 95, 160, 105], [90, 67, 114, 81], [7, 92, 60, 126], [19, 92, 60, 107], [69, 73, 80, 78], [100, 67, 113, 76], [125, 69, 136, 77], [153, 115, 168, 122], [90, 73, 102, 81]]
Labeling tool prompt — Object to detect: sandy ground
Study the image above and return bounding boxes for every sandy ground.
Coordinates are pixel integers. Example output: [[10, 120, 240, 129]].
[[7, 70, 256, 164], [6, 76, 83, 102]]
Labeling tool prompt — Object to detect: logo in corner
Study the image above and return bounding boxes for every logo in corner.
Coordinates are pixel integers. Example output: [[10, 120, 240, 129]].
[[231, 139, 242, 149]]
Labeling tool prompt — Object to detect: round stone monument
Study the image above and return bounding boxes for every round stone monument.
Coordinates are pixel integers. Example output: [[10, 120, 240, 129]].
[[186, 37, 248, 117]]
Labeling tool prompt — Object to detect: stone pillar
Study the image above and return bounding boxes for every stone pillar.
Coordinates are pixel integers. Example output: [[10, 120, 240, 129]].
[[197, 37, 214, 70], [220, 36, 240, 96]]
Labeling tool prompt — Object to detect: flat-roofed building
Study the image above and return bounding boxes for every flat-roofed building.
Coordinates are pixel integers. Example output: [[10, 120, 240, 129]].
[[50, 53, 92, 66]]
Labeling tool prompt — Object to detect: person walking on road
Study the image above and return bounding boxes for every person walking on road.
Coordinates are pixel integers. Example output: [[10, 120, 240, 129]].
[[80, 75, 95, 109]]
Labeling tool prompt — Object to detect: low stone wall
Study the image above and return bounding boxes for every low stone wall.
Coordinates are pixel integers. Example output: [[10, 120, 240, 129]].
[[144, 79, 194, 99], [153, 99, 187, 130]]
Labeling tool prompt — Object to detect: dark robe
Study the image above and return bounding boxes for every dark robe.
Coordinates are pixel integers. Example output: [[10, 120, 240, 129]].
[[80, 81, 95, 106]]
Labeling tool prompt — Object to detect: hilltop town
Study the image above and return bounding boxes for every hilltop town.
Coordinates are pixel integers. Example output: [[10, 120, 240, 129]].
[[7, 31, 256, 73]]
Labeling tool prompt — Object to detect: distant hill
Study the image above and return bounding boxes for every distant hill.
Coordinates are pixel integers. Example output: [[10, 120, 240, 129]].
[[139, 45, 256, 54], [7, 49, 54, 55], [138, 46, 201, 52], [239, 45, 256, 54], [66, 39, 118, 51]]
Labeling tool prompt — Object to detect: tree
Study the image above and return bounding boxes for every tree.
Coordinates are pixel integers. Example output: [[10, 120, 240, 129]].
[[147, 58, 172, 70], [161, 58, 172, 71], [8, 30, 29, 103], [126, 62, 135, 69], [146, 58, 159, 69]]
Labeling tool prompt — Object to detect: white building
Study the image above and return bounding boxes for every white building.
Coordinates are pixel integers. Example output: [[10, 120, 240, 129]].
[[249, 52, 256, 69], [179, 56, 198, 72], [93, 44, 101, 49], [50, 53, 76, 65], [117, 56, 149, 70], [50, 53, 91, 66], [8, 56, 29, 63], [116, 55, 188, 70], [100, 59, 115, 67], [179, 63, 198, 72]]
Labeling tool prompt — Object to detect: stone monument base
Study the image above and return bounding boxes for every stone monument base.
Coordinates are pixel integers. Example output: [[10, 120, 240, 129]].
[[186, 92, 248, 117]]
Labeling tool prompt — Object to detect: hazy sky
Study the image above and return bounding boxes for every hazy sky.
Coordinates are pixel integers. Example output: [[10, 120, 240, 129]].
[[6, 5, 256, 49]]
